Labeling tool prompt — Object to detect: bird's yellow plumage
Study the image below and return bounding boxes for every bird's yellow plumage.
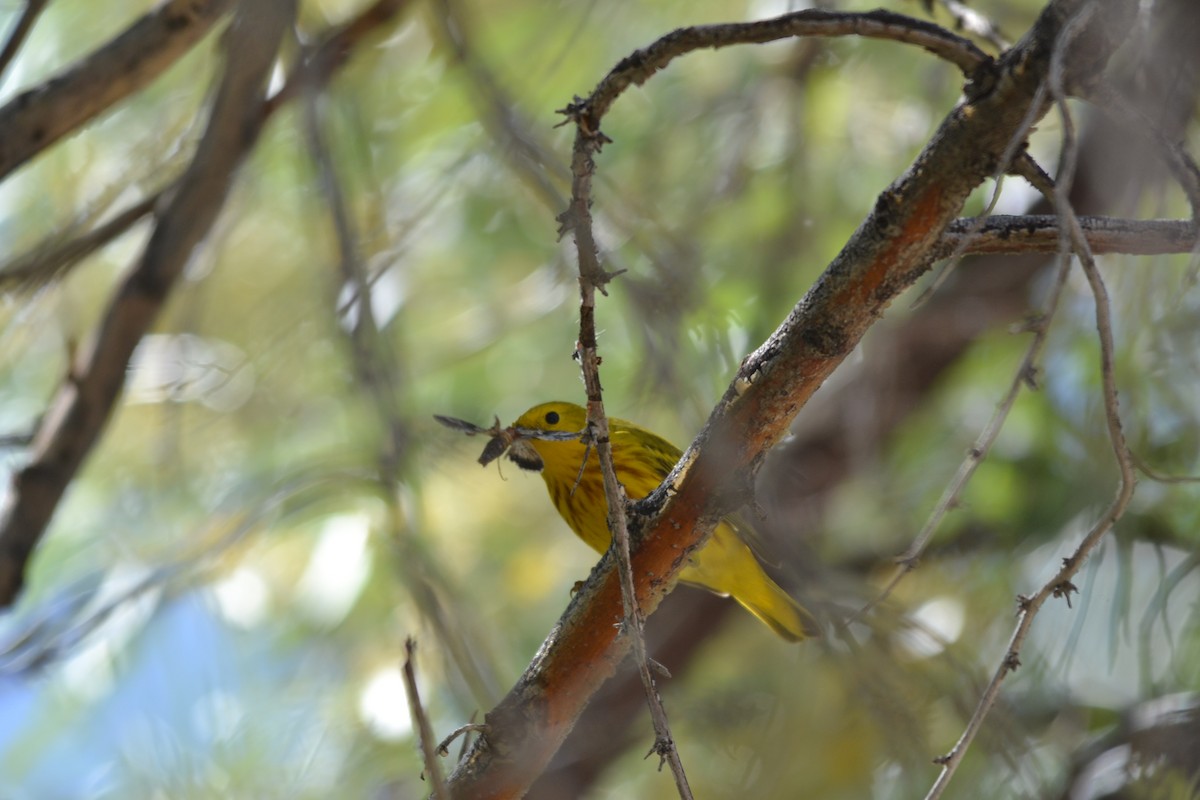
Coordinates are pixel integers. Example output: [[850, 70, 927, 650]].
[[508, 401, 816, 642]]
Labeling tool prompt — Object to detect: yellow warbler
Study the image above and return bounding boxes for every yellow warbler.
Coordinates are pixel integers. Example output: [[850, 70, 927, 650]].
[[505, 401, 817, 642]]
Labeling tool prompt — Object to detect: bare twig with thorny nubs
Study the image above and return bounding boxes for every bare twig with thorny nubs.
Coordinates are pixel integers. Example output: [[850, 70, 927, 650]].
[[560, 106, 691, 790], [558, 95, 695, 798], [925, 8, 1139, 797], [404, 638, 450, 799], [565, 8, 990, 144], [549, 9, 1004, 796]]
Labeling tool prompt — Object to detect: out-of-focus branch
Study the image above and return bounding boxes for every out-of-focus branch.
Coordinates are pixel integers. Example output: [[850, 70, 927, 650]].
[[0, 193, 161, 292], [1082, 83, 1200, 220], [299, 18, 503, 709], [446, 2, 1135, 797], [262, 0, 410, 118], [300, 85, 403, 476], [431, 0, 568, 212], [0, 0, 410, 294], [24, 200, 1180, 305], [0, 0, 50, 81], [0, 0, 296, 608], [0, 0, 234, 181], [1058, 695, 1200, 798], [0, 468, 367, 676]]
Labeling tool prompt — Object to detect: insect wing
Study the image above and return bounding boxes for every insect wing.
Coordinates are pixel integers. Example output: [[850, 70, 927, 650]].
[[433, 414, 491, 435]]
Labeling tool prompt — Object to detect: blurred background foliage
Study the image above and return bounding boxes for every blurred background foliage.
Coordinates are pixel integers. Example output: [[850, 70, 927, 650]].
[[0, 0, 1198, 797]]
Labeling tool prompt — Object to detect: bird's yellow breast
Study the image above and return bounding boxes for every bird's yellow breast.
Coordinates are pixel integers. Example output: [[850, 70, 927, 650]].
[[532, 429, 667, 553]]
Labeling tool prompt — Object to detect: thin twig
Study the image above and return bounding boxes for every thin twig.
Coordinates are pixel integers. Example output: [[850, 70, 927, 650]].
[[403, 638, 449, 799], [1129, 451, 1200, 484], [0, 431, 34, 449], [261, 0, 410, 118], [925, 8, 1138, 795], [437, 723, 490, 757], [1011, 151, 1057, 197], [857, 253, 1072, 622], [910, 78, 1051, 308], [0, 192, 162, 292], [564, 110, 694, 795]]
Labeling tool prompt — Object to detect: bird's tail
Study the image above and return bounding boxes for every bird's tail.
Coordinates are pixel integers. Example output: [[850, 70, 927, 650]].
[[683, 523, 820, 642], [735, 573, 819, 643]]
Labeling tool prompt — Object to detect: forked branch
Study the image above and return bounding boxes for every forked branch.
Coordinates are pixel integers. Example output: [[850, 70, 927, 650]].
[[446, 2, 1138, 798]]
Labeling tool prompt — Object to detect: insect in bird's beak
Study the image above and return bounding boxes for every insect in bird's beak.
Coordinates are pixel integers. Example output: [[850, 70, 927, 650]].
[[432, 414, 498, 436], [434, 412, 584, 470], [433, 414, 517, 466]]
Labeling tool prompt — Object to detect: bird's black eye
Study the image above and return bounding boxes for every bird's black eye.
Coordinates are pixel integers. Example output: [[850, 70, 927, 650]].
[[544, 410, 560, 425]]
